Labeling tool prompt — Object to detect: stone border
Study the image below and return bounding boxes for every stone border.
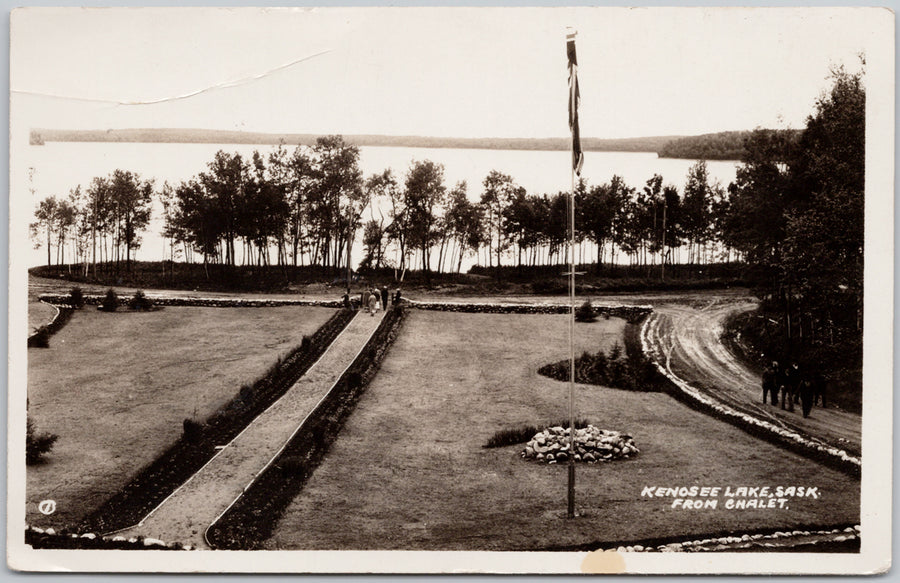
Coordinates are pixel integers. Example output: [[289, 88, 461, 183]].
[[39, 294, 652, 320], [39, 293, 343, 308], [640, 314, 861, 476], [404, 298, 652, 322], [26, 525, 191, 550], [589, 524, 860, 553]]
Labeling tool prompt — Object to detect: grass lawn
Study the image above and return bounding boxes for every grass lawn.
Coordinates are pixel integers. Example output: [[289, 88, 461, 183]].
[[266, 310, 859, 551], [26, 305, 335, 528]]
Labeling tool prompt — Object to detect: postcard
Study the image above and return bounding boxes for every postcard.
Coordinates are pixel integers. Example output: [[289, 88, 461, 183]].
[[8, 6, 893, 574]]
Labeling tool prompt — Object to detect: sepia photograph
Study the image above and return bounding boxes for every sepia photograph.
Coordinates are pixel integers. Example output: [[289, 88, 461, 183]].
[[7, 6, 893, 574]]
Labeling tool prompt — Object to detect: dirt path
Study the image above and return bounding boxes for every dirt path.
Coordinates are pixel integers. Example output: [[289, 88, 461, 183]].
[[113, 309, 386, 548], [643, 297, 861, 457]]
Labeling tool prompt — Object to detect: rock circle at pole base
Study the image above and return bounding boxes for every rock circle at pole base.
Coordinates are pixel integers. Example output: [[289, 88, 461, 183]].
[[522, 425, 639, 464]]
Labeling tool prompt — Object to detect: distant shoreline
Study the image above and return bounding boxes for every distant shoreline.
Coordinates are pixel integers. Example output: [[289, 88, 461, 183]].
[[28, 128, 748, 161]]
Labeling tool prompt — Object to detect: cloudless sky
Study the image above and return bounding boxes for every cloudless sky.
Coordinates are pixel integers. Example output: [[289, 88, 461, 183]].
[[11, 7, 875, 139]]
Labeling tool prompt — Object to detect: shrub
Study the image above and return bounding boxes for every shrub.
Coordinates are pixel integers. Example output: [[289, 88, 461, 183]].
[[26, 418, 58, 465], [182, 418, 203, 442], [277, 456, 307, 476], [206, 409, 234, 428], [28, 327, 50, 348], [484, 418, 591, 448], [100, 289, 119, 312], [129, 290, 154, 311], [575, 300, 597, 323], [531, 279, 567, 294], [537, 329, 665, 393], [69, 286, 84, 309], [300, 335, 312, 351]]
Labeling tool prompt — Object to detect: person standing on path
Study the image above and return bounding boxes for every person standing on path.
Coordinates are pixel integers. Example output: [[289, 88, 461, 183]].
[[799, 374, 815, 418], [812, 370, 827, 408], [762, 361, 778, 405], [777, 363, 789, 410], [783, 362, 800, 413], [362, 289, 371, 313], [368, 290, 378, 316], [381, 285, 389, 310]]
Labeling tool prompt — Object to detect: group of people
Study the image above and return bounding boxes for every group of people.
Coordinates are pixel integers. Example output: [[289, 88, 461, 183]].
[[761, 360, 826, 419], [342, 286, 402, 315]]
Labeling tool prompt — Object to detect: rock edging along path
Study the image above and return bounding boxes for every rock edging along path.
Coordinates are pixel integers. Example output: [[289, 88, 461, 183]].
[[404, 298, 652, 321], [640, 313, 861, 476], [39, 293, 344, 308], [113, 309, 385, 548], [40, 293, 652, 320]]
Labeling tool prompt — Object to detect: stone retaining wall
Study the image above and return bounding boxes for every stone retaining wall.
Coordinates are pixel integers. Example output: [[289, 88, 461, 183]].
[[39, 294, 653, 322], [39, 294, 343, 309], [405, 299, 652, 322]]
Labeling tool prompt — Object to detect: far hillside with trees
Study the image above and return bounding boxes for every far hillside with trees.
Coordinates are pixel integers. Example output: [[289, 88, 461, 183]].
[[658, 130, 803, 160]]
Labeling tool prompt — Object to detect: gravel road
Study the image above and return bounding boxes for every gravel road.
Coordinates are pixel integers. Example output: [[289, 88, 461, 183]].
[[643, 295, 861, 457]]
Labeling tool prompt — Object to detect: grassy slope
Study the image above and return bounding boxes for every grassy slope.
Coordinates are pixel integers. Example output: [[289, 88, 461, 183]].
[[26, 306, 334, 528], [266, 311, 859, 550]]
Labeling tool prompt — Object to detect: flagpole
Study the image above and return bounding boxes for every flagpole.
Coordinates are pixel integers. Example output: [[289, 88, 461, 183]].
[[567, 145, 576, 519], [566, 27, 578, 520]]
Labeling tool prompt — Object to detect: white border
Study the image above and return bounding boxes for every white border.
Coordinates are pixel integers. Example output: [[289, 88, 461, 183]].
[[6, 5, 894, 576]]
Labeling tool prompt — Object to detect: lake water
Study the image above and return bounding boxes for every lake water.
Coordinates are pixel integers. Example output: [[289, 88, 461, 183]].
[[20, 142, 738, 269]]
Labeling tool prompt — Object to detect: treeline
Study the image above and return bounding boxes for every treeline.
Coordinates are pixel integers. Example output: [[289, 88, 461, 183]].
[[31, 136, 741, 285], [658, 130, 802, 160], [721, 67, 864, 391], [30, 170, 153, 274]]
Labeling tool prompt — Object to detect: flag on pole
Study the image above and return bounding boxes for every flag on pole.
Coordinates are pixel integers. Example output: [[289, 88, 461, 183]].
[[567, 30, 584, 176]]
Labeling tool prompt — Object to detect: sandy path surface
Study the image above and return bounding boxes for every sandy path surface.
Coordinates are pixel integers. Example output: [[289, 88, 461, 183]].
[[643, 297, 861, 457], [114, 309, 385, 548]]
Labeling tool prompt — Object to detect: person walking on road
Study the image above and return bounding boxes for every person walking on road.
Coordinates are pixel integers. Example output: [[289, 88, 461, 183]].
[[812, 371, 827, 408], [782, 362, 800, 413], [799, 374, 815, 418], [777, 363, 790, 411], [762, 361, 778, 405]]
